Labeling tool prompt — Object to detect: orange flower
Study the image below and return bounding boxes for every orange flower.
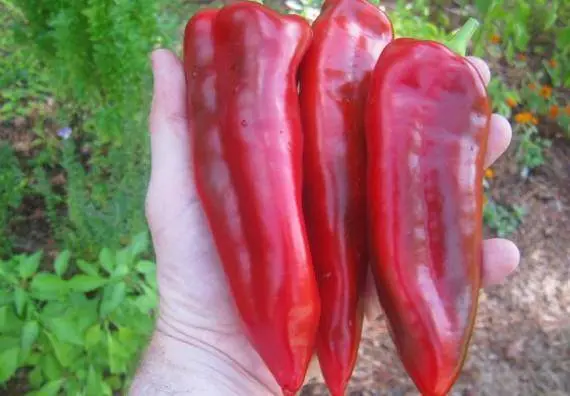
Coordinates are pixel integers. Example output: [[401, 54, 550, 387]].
[[514, 112, 533, 124], [549, 59, 557, 68], [505, 97, 517, 108], [490, 34, 501, 44], [532, 116, 539, 125], [516, 53, 527, 61], [528, 83, 537, 91], [484, 168, 495, 179], [549, 105, 559, 119], [540, 85, 553, 99]]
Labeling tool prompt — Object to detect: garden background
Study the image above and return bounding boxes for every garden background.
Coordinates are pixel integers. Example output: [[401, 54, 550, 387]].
[[0, 0, 568, 394]]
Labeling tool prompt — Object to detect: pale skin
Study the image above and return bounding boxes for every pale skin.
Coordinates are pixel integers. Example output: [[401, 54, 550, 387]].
[[129, 49, 521, 395]]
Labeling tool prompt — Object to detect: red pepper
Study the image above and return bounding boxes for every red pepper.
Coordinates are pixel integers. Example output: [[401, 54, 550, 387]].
[[183, 3, 320, 394], [299, 0, 392, 394], [365, 20, 490, 396]]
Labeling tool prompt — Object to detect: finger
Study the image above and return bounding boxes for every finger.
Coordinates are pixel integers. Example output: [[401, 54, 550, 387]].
[[464, 57, 512, 167], [363, 238, 520, 321], [481, 238, 520, 286], [467, 56, 491, 86], [484, 114, 513, 168], [150, 49, 188, 134], [146, 49, 196, 227]]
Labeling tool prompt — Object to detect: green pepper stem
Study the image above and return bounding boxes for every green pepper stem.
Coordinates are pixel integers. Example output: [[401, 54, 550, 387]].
[[446, 18, 480, 56]]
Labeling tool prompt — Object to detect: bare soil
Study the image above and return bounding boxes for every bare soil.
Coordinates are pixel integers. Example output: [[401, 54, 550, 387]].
[[301, 136, 570, 396]]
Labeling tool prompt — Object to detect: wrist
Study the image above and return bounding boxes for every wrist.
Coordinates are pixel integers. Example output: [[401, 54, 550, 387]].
[[130, 321, 280, 396]]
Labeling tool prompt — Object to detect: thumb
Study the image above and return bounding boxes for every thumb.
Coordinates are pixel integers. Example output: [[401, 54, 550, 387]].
[[146, 49, 197, 230]]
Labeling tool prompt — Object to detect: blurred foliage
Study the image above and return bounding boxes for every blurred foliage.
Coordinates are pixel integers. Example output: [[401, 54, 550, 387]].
[[483, 197, 526, 238], [0, 233, 156, 395], [1, 0, 175, 258], [468, 0, 570, 174], [0, 144, 26, 255]]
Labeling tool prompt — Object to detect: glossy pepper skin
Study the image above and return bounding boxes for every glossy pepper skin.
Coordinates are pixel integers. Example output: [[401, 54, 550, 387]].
[[183, 3, 320, 394], [299, 0, 392, 394], [365, 25, 490, 396]]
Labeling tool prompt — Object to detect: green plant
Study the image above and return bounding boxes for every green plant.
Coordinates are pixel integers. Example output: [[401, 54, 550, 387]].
[[0, 4, 50, 121], [468, 0, 569, 135], [514, 123, 551, 175], [483, 198, 526, 237], [2, 0, 181, 257], [0, 232, 157, 395], [0, 144, 26, 256], [388, 0, 448, 41]]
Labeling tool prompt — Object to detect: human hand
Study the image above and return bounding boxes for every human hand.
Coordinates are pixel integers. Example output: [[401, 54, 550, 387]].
[[130, 49, 520, 396]]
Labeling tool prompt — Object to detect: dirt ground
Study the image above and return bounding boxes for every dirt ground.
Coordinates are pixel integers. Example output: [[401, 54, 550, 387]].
[[301, 136, 570, 396]]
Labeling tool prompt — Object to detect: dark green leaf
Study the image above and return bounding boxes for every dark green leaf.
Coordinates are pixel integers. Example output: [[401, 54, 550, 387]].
[[27, 351, 41, 365], [130, 231, 149, 257], [0, 306, 23, 334], [99, 282, 127, 318], [113, 250, 130, 278], [20, 320, 39, 359], [135, 260, 155, 274], [40, 301, 66, 318], [76, 259, 99, 276], [475, 0, 494, 14], [107, 375, 122, 390], [30, 273, 67, 295], [54, 250, 71, 277], [40, 352, 62, 381], [0, 306, 7, 329], [559, 26, 570, 48], [30, 378, 64, 396], [46, 317, 84, 345], [0, 336, 20, 353], [28, 365, 43, 388], [66, 378, 81, 395], [45, 332, 78, 368], [14, 287, 27, 317], [84, 324, 102, 348], [86, 365, 112, 395], [0, 289, 12, 305], [0, 347, 20, 383], [107, 334, 127, 374], [67, 275, 107, 292], [19, 252, 43, 279], [99, 248, 114, 274]]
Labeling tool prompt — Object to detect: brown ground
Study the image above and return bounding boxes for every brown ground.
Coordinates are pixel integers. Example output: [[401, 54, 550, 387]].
[[301, 136, 570, 395]]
